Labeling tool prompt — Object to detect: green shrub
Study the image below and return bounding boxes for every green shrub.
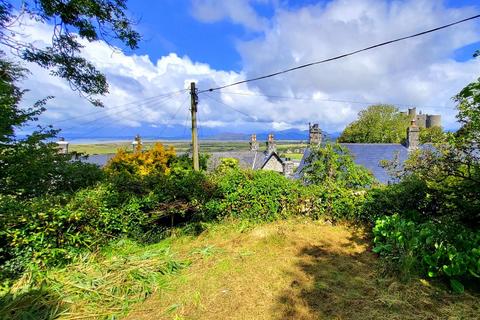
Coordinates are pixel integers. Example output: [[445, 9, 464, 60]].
[[203, 169, 320, 222], [216, 157, 240, 173], [301, 143, 375, 189], [312, 182, 369, 222], [373, 214, 480, 292], [361, 176, 430, 223], [0, 184, 156, 276]]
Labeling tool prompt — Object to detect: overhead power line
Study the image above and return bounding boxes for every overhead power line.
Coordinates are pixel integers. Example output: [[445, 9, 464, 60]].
[[60, 92, 187, 138], [156, 95, 191, 138], [60, 93, 182, 131], [211, 90, 453, 109], [203, 93, 259, 121], [51, 89, 188, 124], [199, 14, 480, 93]]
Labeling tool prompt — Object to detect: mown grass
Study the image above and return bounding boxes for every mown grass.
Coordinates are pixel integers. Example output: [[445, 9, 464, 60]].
[[2, 219, 478, 320], [0, 239, 189, 320], [125, 219, 480, 320]]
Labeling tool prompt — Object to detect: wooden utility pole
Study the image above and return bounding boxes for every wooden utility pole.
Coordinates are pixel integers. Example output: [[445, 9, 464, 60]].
[[190, 82, 200, 171]]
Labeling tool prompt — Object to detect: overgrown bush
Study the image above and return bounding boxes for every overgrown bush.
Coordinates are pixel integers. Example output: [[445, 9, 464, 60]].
[[360, 176, 431, 223], [203, 169, 321, 222], [301, 143, 375, 189], [373, 214, 480, 292], [0, 184, 157, 277]]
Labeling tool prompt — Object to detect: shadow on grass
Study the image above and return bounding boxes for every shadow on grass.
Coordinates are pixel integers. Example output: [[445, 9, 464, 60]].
[[276, 242, 480, 320], [0, 288, 65, 320]]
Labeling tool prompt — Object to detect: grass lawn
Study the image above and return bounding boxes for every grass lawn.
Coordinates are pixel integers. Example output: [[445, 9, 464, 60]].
[[283, 153, 304, 160], [2, 219, 478, 319], [126, 219, 479, 320]]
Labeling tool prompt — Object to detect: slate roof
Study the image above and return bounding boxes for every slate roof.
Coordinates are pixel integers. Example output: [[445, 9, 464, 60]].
[[82, 151, 278, 171], [79, 154, 115, 167], [208, 151, 266, 170], [296, 143, 411, 184]]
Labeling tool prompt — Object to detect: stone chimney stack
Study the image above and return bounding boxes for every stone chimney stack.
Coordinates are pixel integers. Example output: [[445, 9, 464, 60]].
[[249, 134, 259, 151], [266, 133, 276, 154], [309, 123, 322, 145], [56, 137, 69, 154], [406, 119, 420, 150], [132, 134, 142, 153], [282, 160, 294, 177]]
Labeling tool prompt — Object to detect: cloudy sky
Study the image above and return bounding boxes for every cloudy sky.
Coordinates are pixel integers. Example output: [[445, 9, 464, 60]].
[[10, 0, 480, 139]]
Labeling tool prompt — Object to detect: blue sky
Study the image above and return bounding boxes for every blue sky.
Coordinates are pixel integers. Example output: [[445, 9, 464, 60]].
[[126, 0, 480, 69], [11, 0, 480, 139], [12, 0, 480, 66]]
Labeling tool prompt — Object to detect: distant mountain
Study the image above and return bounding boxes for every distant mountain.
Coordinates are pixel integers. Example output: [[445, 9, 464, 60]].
[[203, 129, 308, 141], [62, 123, 341, 142], [204, 132, 251, 140]]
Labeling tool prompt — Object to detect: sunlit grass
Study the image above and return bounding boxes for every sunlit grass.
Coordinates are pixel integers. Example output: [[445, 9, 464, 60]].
[[0, 239, 189, 320], [125, 219, 480, 320]]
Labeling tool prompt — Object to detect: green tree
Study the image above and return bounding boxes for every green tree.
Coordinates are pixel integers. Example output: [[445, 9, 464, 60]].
[[419, 126, 445, 144], [0, 0, 140, 105], [0, 59, 103, 198], [381, 51, 480, 227], [301, 143, 375, 189], [338, 104, 410, 143], [0, 0, 140, 196]]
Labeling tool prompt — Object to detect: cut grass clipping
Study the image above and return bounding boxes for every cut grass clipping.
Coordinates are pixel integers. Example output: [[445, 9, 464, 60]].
[[0, 239, 189, 320]]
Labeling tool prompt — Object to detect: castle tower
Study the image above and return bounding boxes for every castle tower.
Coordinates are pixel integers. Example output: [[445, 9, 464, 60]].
[[249, 134, 259, 151], [406, 119, 420, 150], [309, 123, 322, 145], [266, 133, 276, 154], [426, 115, 441, 128], [415, 111, 427, 128]]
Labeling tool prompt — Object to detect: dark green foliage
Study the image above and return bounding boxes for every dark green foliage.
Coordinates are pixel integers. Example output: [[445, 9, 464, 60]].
[[361, 176, 430, 223], [312, 183, 369, 222], [369, 56, 480, 291], [0, 185, 149, 276], [373, 214, 480, 292], [0, 0, 140, 105], [0, 143, 104, 198], [170, 153, 210, 172], [298, 143, 375, 222], [0, 59, 104, 199]]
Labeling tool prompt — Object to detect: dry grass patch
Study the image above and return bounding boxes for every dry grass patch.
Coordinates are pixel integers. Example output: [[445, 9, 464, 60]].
[[126, 219, 480, 320]]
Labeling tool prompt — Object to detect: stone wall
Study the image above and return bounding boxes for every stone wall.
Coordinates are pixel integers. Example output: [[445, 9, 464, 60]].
[[262, 155, 284, 173]]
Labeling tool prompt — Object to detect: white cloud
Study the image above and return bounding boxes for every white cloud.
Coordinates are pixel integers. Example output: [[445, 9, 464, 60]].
[[236, 0, 480, 131], [190, 0, 269, 31], [7, 0, 480, 140]]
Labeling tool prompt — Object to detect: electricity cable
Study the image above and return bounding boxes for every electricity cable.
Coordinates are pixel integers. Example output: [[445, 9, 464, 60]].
[[60, 92, 186, 132], [61, 94, 186, 139], [199, 14, 480, 93], [203, 93, 260, 121], [51, 89, 188, 124], [209, 90, 453, 110]]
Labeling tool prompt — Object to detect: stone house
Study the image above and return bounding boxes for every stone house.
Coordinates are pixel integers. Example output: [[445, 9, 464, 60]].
[[296, 118, 429, 184], [209, 133, 295, 177]]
